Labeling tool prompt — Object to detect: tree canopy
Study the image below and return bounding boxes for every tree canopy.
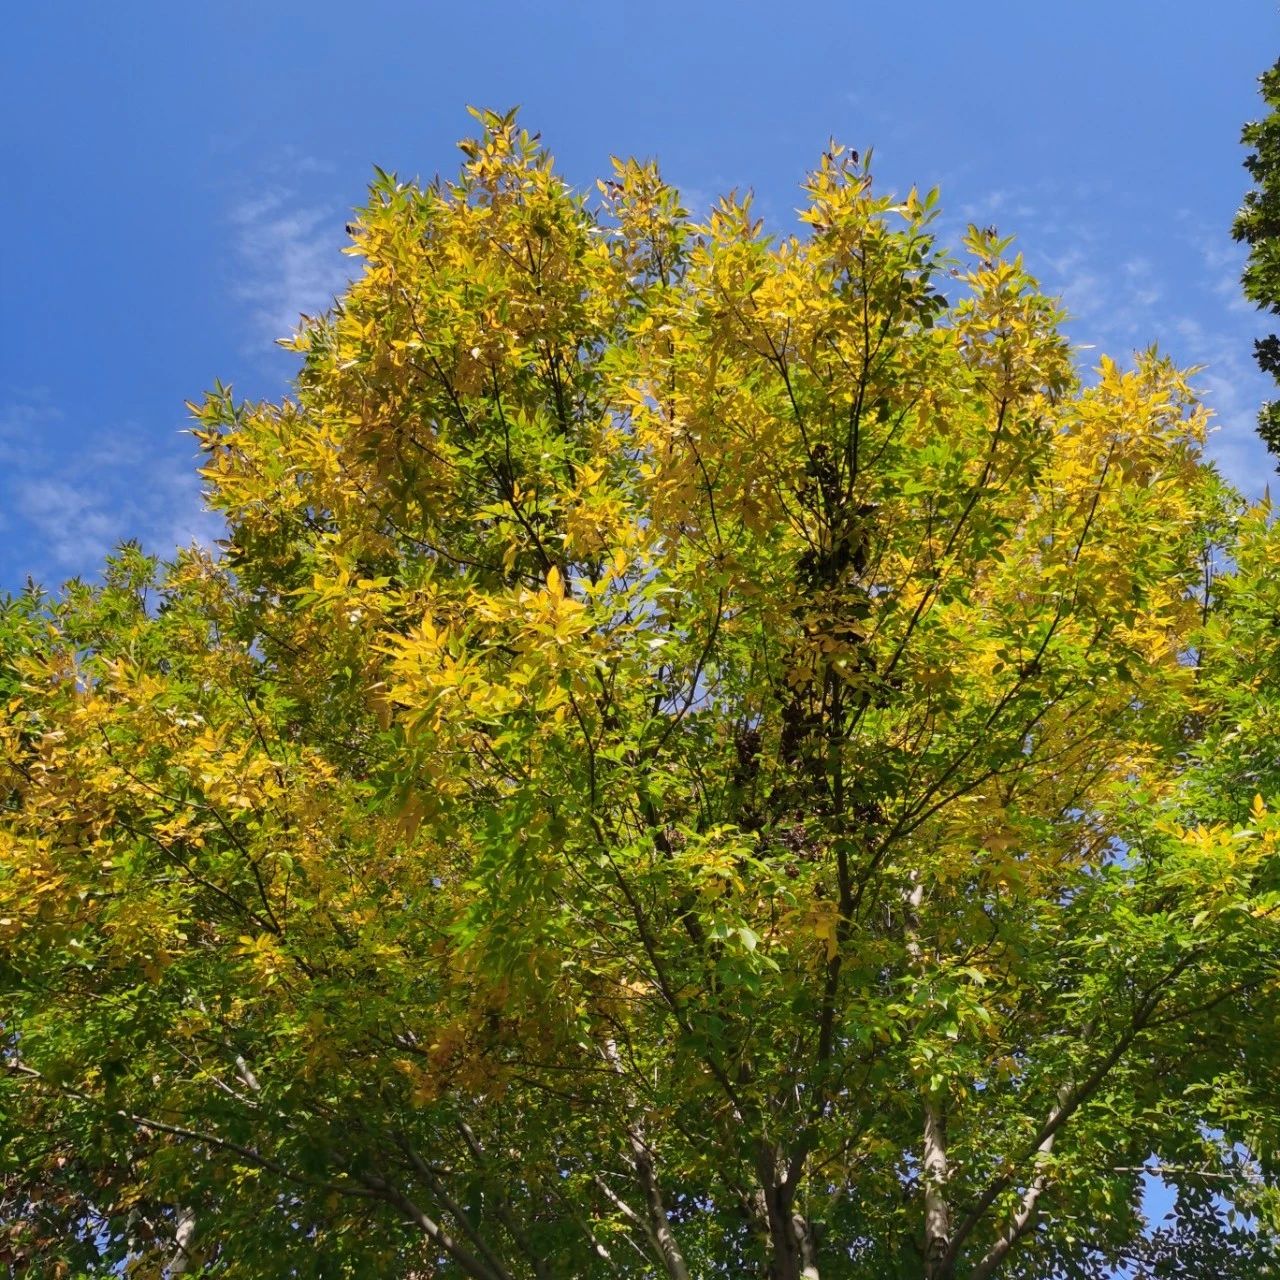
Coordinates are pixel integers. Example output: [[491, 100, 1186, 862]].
[[4, 110, 1280, 1279]]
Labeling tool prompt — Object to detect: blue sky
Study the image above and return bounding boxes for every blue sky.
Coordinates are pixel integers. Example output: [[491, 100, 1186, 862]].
[[2, 0, 1278, 592]]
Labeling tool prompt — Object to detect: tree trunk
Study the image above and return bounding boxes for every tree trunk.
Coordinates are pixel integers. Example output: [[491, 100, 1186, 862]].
[[922, 1099, 952, 1279], [755, 1147, 820, 1280], [166, 1207, 198, 1276], [906, 875, 953, 1279], [602, 1038, 691, 1280]]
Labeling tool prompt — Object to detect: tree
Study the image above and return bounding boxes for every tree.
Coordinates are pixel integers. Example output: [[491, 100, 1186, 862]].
[[3, 110, 1280, 1278], [1235, 55, 1280, 462]]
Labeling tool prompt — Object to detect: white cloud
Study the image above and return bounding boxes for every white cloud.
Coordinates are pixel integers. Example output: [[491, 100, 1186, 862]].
[[923, 175, 1277, 497], [1186, 339, 1271, 497], [0, 395, 222, 585], [958, 188, 1039, 223], [229, 188, 352, 347], [0, 396, 62, 468]]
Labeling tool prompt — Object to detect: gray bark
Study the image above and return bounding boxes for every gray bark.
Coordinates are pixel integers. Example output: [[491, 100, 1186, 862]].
[[602, 1037, 691, 1280], [755, 1145, 820, 1280], [906, 875, 952, 1279], [922, 1100, 952, 1279], [166, 1207, 198, 1277]]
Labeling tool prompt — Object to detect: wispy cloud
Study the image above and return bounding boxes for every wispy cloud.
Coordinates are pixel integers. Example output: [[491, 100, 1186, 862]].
[[958, 188, 1039, 224], [0, 396, 60, 468], [1043, 243, 1271, 497], [229, 187, 352, 348], [1172, 319, 1271, 497], [0, 395, 221, 586], [1194, 223, 1258, 319], [926, 175, 1276, 497]]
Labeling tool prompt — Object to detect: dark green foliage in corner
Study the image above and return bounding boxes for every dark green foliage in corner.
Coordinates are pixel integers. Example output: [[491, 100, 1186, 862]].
[[1235, 58, 1280, 461]]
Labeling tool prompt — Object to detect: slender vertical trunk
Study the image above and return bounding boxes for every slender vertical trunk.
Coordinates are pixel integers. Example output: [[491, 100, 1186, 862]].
[[794, 1210, 821, 1280], [166, 1207, 198, 1276], [755, 1146, 820, 1280], [627, 1112, 691, 1280], [602, 1038, 691, 1280], [922, 1100, 952, 1279], [906, 874, 952, 1278]]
